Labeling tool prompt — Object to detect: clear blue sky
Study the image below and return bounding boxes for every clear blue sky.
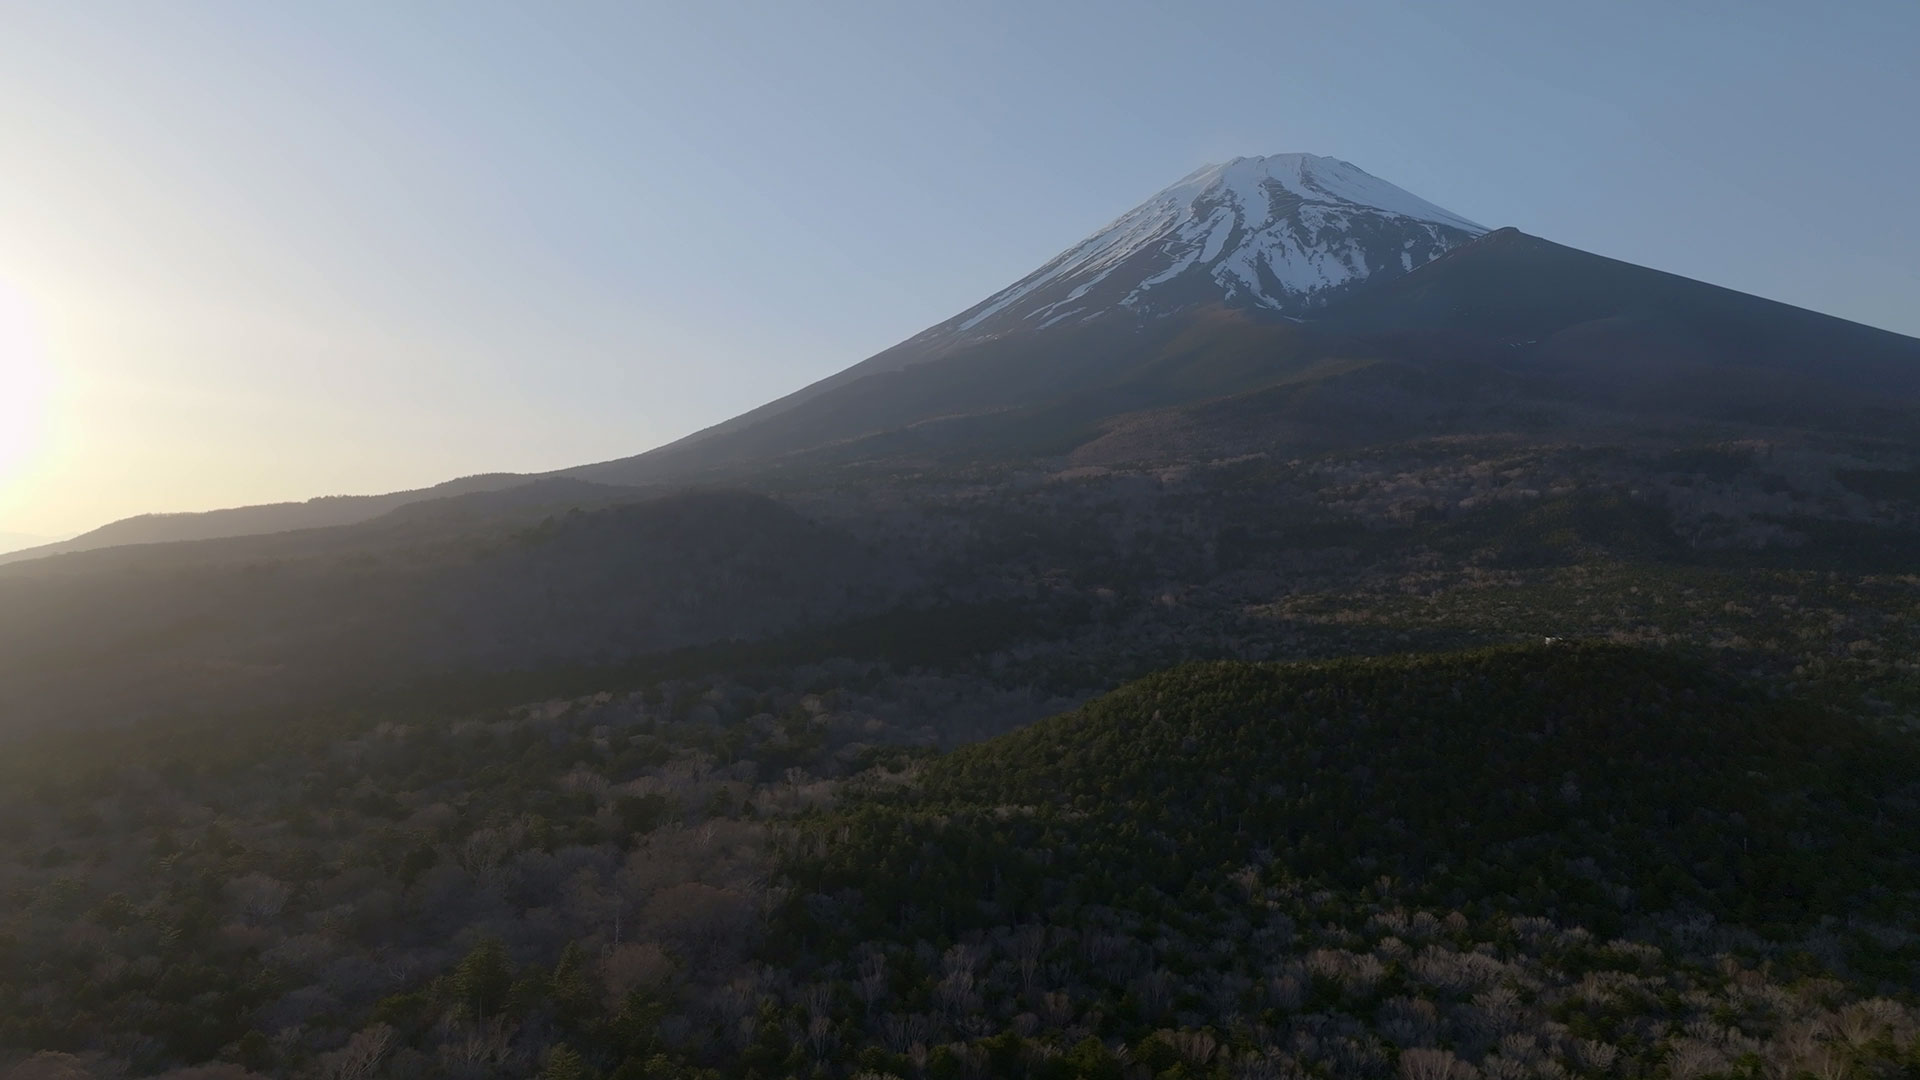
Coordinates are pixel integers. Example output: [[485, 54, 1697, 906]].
[[3, 0, 1917, 538]]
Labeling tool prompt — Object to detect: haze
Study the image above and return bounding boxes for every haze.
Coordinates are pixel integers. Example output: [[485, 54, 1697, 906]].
[[4, 0, 1917, 540]]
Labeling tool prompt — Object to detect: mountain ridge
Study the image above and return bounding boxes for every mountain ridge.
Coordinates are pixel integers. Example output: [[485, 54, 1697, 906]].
[[0, 472, 540, 567]]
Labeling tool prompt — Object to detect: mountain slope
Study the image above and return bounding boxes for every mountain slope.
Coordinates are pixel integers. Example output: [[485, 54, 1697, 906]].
[[1063, 231, 1920, 464], [580, 220, 1920, 481], [573, 154, 1486, 483], [1323, 227, 1920, 428], [577, 178, 1920, 485]]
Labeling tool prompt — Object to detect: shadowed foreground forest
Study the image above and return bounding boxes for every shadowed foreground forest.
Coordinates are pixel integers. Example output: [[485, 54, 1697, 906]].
[[4, 643, 1919, 1080]]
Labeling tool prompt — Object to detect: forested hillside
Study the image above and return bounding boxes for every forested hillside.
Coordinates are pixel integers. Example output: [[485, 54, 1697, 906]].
[[6, 644, 1920, 1079], [795, 645, 1920, 939], [771, 644, 1920, 1077]]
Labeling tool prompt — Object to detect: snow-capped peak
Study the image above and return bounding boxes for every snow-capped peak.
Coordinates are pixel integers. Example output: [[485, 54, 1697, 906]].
[[1175, 154, 1485, 234], [930, 153, 1486, 342]]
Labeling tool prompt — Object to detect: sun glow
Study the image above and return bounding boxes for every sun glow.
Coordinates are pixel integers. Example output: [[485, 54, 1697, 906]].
[[0, 282, 55, 493]]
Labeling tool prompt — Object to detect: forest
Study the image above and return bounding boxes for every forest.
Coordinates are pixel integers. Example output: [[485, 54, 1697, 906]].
[[4, 640, 1919, 1079]]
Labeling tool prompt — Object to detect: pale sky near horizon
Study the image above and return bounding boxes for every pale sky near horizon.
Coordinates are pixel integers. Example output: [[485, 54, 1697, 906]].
[[3, 0, 1917, 540]]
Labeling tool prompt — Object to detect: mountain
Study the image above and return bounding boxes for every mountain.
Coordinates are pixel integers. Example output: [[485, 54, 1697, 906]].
[[26, 153, 1919, 561], [572, 154, 1488, 482], [2, 154, 1485, 562], [575, 157, 1920, 485], [6, 152, 1920, 733], [9, 155, 1920, 1080]]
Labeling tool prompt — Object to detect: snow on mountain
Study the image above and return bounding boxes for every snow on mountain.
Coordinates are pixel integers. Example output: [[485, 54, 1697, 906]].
[[922, 154, 1486, 345], [606, 155, 1489, 467]]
